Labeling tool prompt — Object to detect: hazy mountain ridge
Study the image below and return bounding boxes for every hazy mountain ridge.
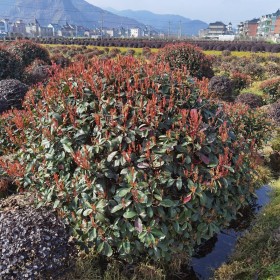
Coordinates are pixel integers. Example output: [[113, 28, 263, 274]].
[[106, 8, 208, 36], [0, 0, 145, 29]]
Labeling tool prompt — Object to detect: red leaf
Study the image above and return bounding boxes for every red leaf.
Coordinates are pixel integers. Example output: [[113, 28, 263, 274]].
[[199, 153, 210, 165], [182, 194, 192, 204]]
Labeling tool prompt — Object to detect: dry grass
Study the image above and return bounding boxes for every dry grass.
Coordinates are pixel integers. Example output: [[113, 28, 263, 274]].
[[59, 248, 192, 280]]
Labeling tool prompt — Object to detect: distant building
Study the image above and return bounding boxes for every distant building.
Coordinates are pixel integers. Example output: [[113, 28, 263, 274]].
[[61, 22, 86, 37], [117, 27, 129, 38], [12, 20, 26, 36], [84, 29, 100, 38], [130, 27, 143, 38], [48, 23, 62, 37], [272, 9, 280, 36], [208, 21, 227, 36], [25, 19, 40, 37], [257, 9, 280, 38], [245, 19, 259, 37], [61, 22, 75, 37], [106, 28, 118, 38], [143, 26, 158, 38], [25, 19, 53, 37], [275, 16, 280, 35], [237, 19, 259, 38], [199, 21, 234, 39], [0, 19, 11, 34]]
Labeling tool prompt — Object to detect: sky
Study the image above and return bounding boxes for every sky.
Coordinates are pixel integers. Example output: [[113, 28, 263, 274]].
[[86, 0, 279, 25]]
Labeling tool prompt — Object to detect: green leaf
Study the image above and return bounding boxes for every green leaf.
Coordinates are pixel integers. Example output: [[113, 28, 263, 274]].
[[96, 213, 106, 222], [97, 242, 104, 253], [96, 199, 107, 209], [139, 231, 147, 241], [202, 146, 212, 154], [197, 222, 208, 233], [88, 228, 97, 241], [146, 233, 156, 246], [208, 154, 218, 167], [53, 200, 60, 209], [151, 229, 166, 240], [60, 138, 73, 153], [111, 204, 123, 213], [160, 199, 177, 207], [76, 209, 84, 216], [74, 129, 87, 140], [154, 194, 162, 201], [199, 193, 207, 206], [120, 168, 129, 175], [104, 242, 113, 257], [173, 221, 180, 233], [47, 190, 53, 202], [123, 210, 137, 219], [41, 138, 50, 148], [208, 163, 218, 168], [104, 170, 116, 179], [207, 133, 216, 144], [176, 145, 187, 153], [176, 178, 183, 190], [107, 151, 118, 162], [153, 160, 164, 168], [116, 188, 131, 198], [220, 178, 228, 188], [167, 178, 175, 188], [223, 165, 235, 173], [83, 209, 93, 216], [123, 241, 131, 254], [147, 207, 153, 218], [62, 143, 73, 154], [185, 156, 192, 164], [137, 162, 150, 169]]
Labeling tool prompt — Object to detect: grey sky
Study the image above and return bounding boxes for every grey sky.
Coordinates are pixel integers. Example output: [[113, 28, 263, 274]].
[[86, 0, 279, 25]]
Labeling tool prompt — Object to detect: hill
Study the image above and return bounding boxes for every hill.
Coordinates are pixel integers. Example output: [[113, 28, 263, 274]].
[[0, 0, 144, 29], [106, 8, 208, 36]]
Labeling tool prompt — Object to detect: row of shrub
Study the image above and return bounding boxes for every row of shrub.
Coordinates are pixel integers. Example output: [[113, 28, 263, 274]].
[[3, 37, 278, 53]]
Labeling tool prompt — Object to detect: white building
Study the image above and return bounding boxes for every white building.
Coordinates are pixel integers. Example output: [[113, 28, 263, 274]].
[[0, 19, 11, 34], [106, 28, 118, 38], [48, 23, 62, 37], [12, 20, 26, 35], [199, 22, 234, 39], [130, 27, 143, 38]]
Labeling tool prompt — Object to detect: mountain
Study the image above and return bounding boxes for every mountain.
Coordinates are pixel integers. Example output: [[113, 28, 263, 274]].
[[106, 9, 208, 36], [0, 0, 145, 29]]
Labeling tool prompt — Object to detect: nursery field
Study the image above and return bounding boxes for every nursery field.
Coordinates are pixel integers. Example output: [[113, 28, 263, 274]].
[[0, 40, 279, 279]]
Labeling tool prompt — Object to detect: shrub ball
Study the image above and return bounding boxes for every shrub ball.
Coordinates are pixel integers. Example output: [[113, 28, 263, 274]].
[[0, 79, 28, 114], [208, 75, 235, 102], [0, 207, 76, 279], [235, 93, 264, 109]]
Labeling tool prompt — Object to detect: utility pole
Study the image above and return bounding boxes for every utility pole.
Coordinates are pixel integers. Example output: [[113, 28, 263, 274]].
[[100, 11, 104, 40], [178, 20, 182, 39], [168, 21, 171, 39]]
